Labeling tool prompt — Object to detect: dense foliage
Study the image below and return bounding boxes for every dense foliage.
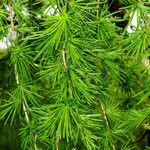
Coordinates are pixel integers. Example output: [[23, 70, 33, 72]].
[[0, 0, 150, 150]]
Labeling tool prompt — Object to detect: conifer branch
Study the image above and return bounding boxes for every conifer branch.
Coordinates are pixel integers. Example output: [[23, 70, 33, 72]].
[[8, 3, 38, 150], [8, 1, 30, 126], [0, 0, 149, 149], [56, 43, 67, 148]]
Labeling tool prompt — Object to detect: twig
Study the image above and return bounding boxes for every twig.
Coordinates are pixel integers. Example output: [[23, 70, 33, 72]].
[[99, 101, 116, 150], [15, 64, 19, 84], [56, 43, 67, 150], [62, 43, 67, 71], [22, 101, 30, 123], [99, 101, 109, 129], [56, 136, 60, 150], [34, 135, 38, 150], [8, 3, 15, 30]]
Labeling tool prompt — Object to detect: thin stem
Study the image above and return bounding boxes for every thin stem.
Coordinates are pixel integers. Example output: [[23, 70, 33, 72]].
[[8, 3, 16, 46], [34, 135, 38, 150], [56, 136, 60, 150], [100, 101, 116, 150], [62, 43, 67, 71], [100, 101, 109, 129], [8, 3, 15, 30], [22, 101, 30, 123], [15, 64, 19, 84], [56, 44, 67, 149]]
